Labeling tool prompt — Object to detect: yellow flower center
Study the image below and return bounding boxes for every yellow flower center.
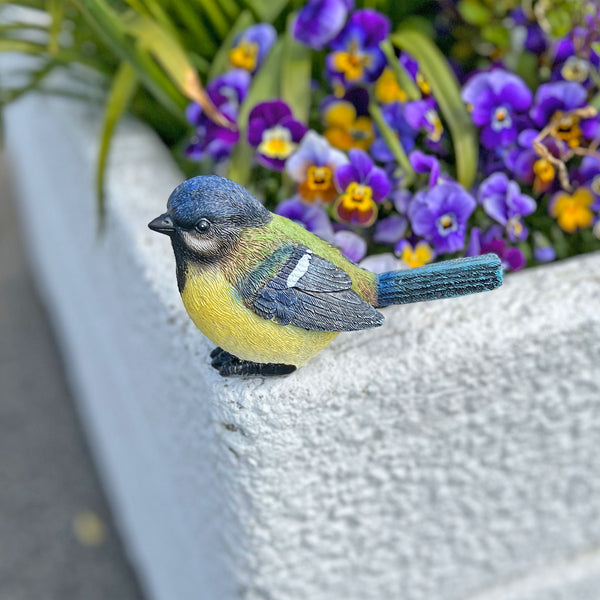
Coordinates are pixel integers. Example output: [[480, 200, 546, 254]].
[[400, 241, 434, 269], [375, 68, 407, 104], [508, 217, 523, 238], [258, 125, 297, 159], [551, 111, 582, 148], [437, 213, 457, 234], [229, 39, 259, 72], [533, 158, 555, 183], [416, 72, 430, 95], [299, 164, 337, 204], [550, 187, 594, 233], [307, 165, 333, 190], [332, 41, 372, 81], [341, 182, 374, 212], [425, 109, 444, 142]]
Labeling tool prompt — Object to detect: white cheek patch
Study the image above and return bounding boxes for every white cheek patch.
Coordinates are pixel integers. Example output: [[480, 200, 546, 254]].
[[287, 251, 312, 288], [181, 231, 219, 255]]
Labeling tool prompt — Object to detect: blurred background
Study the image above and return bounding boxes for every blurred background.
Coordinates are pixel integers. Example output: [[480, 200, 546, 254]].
[[0, 155, 143, 599]]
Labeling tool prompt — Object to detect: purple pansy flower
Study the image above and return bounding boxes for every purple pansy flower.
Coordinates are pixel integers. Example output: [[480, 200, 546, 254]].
[[399, 52, 431, 96], [327, 9, 389, 86], [467, 226, 525, 272], [333, 149, 391, 226], [285, 131, 348, 204], [229, 24, 276, 73], [503, 129, 562, 193], [503, 128, 539, 185], [293, 0, 353, 50], [462, 69, 533, 148], [275, 197, 334, 241], [399, 52, 418, 80], [371, 102, 416, 163], [373, 215, 407, 246], [477, 173, 536, 241], [530, 81, 600, 143], [185, 69, 250, 162], [408, 182, 476, 254], [551, 27, 600, 87], [247, 100, 307, 171], [333, 229, 367, 262], [404, 98, 444, 145], [409, 150, 452, 188], [390, 187, 412, 214], [360, 253, 405, 274], [533, 232, 556, 263], [479, 146, 510, 178], [510, 8, 547, 54]]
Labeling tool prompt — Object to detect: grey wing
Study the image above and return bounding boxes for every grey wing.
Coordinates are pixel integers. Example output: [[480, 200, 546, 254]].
[[239, 245, 384, 332]]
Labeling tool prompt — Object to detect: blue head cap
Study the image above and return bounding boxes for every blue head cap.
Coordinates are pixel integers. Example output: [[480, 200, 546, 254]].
[[167, 175, 271, 229]]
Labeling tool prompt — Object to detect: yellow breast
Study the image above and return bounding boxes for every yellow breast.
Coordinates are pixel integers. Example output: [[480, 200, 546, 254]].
[[180, 267, 339, 367]]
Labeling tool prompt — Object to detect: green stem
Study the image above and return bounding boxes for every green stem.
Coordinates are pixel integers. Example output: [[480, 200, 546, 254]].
[[369, 101, 415, 186]]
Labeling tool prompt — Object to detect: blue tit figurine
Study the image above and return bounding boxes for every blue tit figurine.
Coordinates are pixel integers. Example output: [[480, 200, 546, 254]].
[[149, 176, 503, 377]]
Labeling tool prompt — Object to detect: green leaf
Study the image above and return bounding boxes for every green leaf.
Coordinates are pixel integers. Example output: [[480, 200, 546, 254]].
[[513, 50, 539, 90], [457, 0, 491, 26], [131, 0, 186, 48], [482, 23, 510, 49], [280, 14, 311, 123], [369, 102, 414, 185], [241, 0, 289, 23], [46, 0, 65, 55], [218, 0, 240, 20], [96, 62, 138, 228], [0, 38, 47, 54], [227, 38, 284, 185], [191, 0, 230, 40], [391, 24, 478, 188], [76, 0, 187, 119], [123, 12, 230, 127], [207, 9, 255, 81], [545, 7, 572, 38], [168, 0, 218, 54]]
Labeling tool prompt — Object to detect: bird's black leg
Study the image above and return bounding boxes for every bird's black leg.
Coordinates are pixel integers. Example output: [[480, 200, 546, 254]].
[[210, 347, 296, 377]]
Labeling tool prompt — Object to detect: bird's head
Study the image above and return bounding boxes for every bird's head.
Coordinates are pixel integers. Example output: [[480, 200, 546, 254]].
[[148, 175, 271, 262]]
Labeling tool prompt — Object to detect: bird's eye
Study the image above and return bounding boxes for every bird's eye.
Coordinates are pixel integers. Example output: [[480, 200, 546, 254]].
[[195, 218, 211, 233]]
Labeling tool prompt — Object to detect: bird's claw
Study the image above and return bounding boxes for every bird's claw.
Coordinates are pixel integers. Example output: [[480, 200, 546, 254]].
[[210, 347, 296, 377]]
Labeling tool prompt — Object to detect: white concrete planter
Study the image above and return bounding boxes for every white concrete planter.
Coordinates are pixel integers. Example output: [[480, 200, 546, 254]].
[[6, 93, 600, 600]]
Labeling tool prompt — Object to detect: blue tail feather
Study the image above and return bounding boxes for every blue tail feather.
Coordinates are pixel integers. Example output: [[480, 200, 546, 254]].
[[376, 254, 503, 308]]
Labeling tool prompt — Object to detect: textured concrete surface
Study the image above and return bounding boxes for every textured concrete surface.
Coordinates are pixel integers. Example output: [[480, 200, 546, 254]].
[[0, 155, 144, 599], [5, 93, 600, 600]]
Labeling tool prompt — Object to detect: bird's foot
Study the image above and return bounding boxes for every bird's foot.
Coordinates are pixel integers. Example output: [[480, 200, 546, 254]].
[[210, 347, 296, 377]]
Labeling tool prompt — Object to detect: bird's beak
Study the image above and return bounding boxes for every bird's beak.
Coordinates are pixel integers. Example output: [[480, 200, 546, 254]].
[[148, 213, 175, 235]]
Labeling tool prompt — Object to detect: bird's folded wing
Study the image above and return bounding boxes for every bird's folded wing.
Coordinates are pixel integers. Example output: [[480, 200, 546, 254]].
[[237, 244, 384, 332]]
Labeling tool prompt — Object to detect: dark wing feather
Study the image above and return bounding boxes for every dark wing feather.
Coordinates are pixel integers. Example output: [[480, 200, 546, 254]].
[[238, 245, 384, 332]]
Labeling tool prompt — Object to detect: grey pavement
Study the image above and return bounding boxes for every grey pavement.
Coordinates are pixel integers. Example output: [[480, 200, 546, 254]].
[[0, 153, 145, 600]]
